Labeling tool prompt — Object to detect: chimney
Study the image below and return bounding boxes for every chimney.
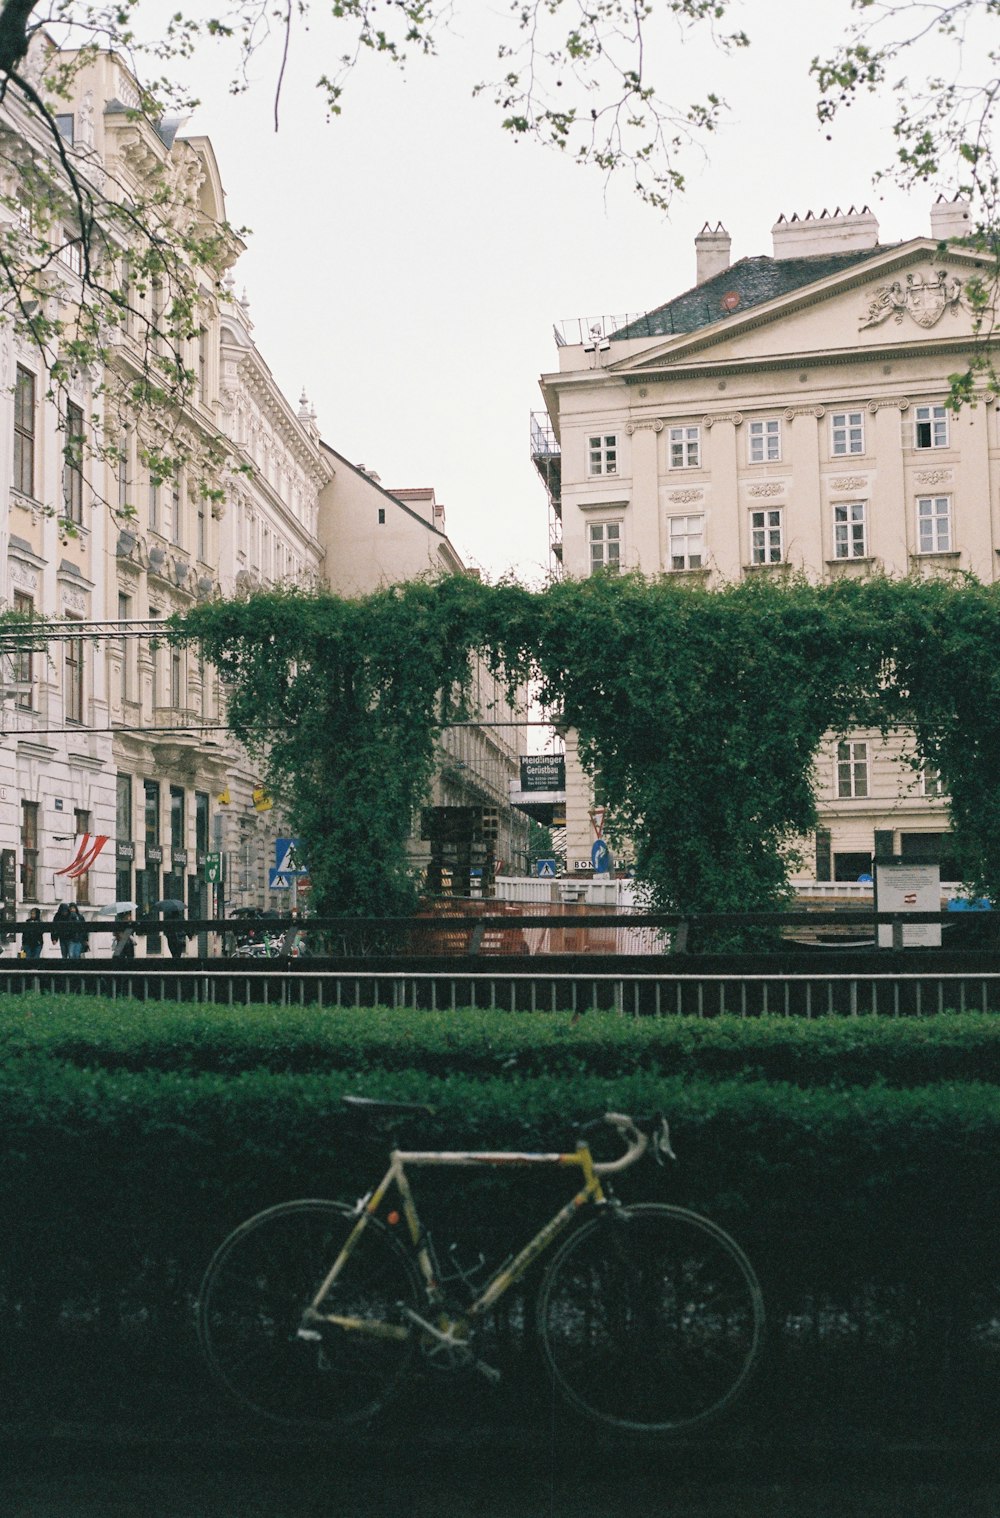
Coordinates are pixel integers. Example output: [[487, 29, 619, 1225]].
[[771, 206, 879, 260], [695, 222, 731, 284], [930, 193, 971, 244]]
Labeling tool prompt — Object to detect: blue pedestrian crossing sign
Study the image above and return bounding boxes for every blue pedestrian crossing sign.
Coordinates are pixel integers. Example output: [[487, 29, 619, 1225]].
[[536, 859, 557, 878], [275, 838, 308, 876]]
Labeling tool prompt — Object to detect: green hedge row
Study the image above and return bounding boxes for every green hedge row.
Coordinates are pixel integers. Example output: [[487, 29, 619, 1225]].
[[6, 994, 1000, 1086], [3, 997, 997, 1438]]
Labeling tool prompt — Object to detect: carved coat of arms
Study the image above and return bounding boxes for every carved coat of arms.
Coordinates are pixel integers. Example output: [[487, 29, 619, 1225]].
[[860, 270, 965, 330]]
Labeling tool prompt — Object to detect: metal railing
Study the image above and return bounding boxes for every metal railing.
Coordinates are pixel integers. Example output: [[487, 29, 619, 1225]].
[[3, 963, 1000, 1016]]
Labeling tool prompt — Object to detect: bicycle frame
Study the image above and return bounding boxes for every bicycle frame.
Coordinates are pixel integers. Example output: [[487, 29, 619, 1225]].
[[304, 1142, 608, 1339]]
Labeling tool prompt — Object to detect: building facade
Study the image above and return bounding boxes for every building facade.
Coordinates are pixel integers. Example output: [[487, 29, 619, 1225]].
[[318, 466, 531, 883], [535, 199, 988, 883], [0, 40, 528, 933]]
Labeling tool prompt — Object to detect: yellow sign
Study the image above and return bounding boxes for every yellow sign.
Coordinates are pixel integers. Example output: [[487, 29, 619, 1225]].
[[252, 786, 273, 813], [216, 788, 231, 805]]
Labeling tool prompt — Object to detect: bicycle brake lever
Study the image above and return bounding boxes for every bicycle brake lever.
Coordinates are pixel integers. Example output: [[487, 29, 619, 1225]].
[[653, 1117, 677, 1165]]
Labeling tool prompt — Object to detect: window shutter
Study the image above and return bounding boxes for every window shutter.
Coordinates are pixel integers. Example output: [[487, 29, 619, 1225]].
[[899, 419, 914, 451], [874, 830, 895, 862]]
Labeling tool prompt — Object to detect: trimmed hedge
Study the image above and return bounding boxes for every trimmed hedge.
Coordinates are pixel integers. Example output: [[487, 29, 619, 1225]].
[[6, 993, 1000, 1085], [2, 997, 998, 1440]]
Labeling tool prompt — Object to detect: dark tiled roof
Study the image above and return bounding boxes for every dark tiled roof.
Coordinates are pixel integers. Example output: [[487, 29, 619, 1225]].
[[612, 246, 903, 341]]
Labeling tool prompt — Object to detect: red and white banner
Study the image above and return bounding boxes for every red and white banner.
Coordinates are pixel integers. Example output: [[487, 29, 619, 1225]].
[[55, 833, 110, 879]]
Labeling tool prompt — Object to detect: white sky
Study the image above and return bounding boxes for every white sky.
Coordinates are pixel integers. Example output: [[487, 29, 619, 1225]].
[[168, 0, 958, 584]]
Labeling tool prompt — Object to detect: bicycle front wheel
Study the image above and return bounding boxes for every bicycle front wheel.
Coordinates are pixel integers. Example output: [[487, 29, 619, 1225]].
[[197, 1199, 421, 1430], [537, 1203, 764, 1434]]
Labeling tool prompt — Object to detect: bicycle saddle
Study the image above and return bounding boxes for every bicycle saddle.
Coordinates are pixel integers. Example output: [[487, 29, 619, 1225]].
[[342, 1095, 436, 1117]]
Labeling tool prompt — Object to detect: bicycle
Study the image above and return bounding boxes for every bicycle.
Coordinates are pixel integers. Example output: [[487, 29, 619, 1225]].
[[197, 1097, 765, 1436]]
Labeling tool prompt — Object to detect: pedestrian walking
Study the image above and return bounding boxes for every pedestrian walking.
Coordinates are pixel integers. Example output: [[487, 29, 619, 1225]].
[[62, 898, 89, 959], [20, 907, 44, 959], [51, 901, 89, 960], [111, 911, 136, 961]]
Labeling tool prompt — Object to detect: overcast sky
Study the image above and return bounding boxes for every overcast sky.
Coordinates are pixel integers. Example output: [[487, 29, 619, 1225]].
[[171, 0, 954, 583]]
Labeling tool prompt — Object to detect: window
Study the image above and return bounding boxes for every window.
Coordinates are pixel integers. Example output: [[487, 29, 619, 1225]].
[[118, 256, 133, 337], [831, 410, 865, 456], [837, 740, 869, 799], [21, 800, 39, 901], [834, 850, 873, 883], [117, 439, 130, 513], [668, 515, 704, 571], [914, 404, 948, 449], [920, 762, 946, 797], [196, 498, 207, 562], [750, 508, 783, 564], [170, 484, 182, 546], [917, 495, 951, 553], [833, 501, 867, 559], [378, 507, 386, 525], [59, 233, 84, 277], [170, 786, 185, 850], [63, 401, 84, 524], [587, 434, 618, 476], [12, 590, 33, 709], [197, 326, 208, 401], [74, 808, 92, 905], [118, 591, 132, 701], [668, 426, 700, 470], [151, 279, 165, 350], [589, 521, 621, 573], [144, 780, 160, 847], [13, 365, 35, 497], [64, 616, 84, 724], [116, 773, 133, 840], [195, 791, 210, 856], [748, 418, 781, 463], [170, 649, 183, 709], [148, 478, 160, 533], [54, 113, 74, 144], [149, 608, 161, 707]]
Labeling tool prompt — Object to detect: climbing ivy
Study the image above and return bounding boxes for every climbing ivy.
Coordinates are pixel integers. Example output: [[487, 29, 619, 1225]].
[[178, 578, 524, 918], [178, 572, 1000, 922]]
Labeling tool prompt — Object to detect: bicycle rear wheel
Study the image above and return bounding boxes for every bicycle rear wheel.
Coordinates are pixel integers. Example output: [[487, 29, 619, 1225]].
[[197, 1199, 420, 1430], [537, 1202, 764, 1434]]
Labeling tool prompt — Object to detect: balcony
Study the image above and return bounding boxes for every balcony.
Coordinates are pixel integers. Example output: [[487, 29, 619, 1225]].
[[530, 412, 561, 510]]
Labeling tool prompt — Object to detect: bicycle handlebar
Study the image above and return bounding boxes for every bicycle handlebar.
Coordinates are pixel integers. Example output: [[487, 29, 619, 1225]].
[[589, 1111, 675, 1175]]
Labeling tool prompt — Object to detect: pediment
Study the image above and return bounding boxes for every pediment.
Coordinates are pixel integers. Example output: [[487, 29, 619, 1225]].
[[609, 240, 993, 377]]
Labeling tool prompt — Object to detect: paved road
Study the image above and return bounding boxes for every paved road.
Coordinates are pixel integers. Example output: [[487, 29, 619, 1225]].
[[3, 1437, 999, 1518]]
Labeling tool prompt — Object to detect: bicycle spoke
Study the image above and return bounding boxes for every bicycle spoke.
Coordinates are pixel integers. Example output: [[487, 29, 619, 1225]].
[[198, 1200, 420, 1430], [537, 1204, 764, 1433]]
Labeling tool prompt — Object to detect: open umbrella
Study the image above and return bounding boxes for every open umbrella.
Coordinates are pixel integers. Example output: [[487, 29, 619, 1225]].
[[154, 898, 186, 917], [98, 900, 138, 915]]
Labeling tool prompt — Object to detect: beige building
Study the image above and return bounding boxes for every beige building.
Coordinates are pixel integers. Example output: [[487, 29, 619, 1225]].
[[319, 461, 531, 882], [0, 39, 529, 930], [535, 199, 989, 885]]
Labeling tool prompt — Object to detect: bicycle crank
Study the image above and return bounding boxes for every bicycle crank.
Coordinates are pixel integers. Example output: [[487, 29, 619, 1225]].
[[400, 1306, 501, 1385]]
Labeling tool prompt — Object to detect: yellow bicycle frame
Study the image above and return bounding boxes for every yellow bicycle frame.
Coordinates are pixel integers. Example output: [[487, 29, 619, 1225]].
[[304, 1142, 606, 1339]]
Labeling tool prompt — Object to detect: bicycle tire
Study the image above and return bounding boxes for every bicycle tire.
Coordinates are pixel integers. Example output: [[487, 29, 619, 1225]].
[[197, 1199, 421, 1430], [536, 1202, 764, 1434]]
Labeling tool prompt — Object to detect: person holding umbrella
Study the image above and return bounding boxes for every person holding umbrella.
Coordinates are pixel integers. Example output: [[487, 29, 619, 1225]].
[[156, 897, 189, 959], [97, 899, 139, 960]]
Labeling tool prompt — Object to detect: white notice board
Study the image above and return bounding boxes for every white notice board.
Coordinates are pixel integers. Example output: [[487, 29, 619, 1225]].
[[874, 861, 941, 948]]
